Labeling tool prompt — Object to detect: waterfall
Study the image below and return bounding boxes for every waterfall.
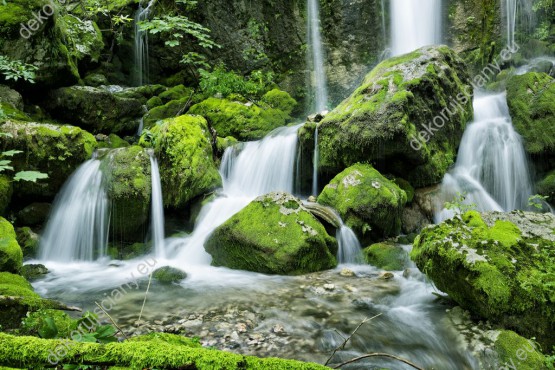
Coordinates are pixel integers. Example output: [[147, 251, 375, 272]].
[[167, 125, 302, 265], [133, 0, 155, 86], [436, 93, 533, 221], [506, 0, 518, 49], [390, 0, 442, 56], [336, 225, 364, 264], [39, 158, 110, 262], [312, 126, 319, 195], [307, 0, 328, 112], [148, 151, 165, 259]]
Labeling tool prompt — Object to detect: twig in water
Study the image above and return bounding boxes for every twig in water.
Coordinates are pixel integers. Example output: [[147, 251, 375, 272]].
[[94, 301, 129, 340], [332, 353, 425, 370], [138, 271, 153, 322], [325, 313, 382, 366]]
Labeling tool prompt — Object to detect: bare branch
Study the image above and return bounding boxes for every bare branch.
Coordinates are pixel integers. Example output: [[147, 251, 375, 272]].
[[332, 353, 425, 370]]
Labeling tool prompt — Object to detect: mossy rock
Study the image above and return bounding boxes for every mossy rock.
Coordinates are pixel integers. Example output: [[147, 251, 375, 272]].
[[215, 136, 239, 156], [363, 242, 408, 271], [0, 120, 96, 200], [494, 330, 548, 370], [15, 202, 51, 227], [506, 72, 555, 158], [393, 177, 414, 203], [188, 94, 294, 141], [0, 175, 12, 216], [144, 114, 221, 209], [317, 163, 407, 243], [152, 266, 187, 284], [46, 86, 143, 135], [205, 192, 337, 275], [143, 97, 193, 128], [20, 308, 77, 339], [104, 146, 151, 243], [0, 85, 23, 110], [411, 210, 555, 348], [537, 170, 555, 204], [261, 88, 298, 115], [20, 263, 48, 281], [0, 271, 43, 329], [15, 227, 39, 258], [318, 45, 472, 187], [0, 217, 22, 273]]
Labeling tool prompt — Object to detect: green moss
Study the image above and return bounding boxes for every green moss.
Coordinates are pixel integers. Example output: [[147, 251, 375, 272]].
[[0, 217, 22, 273], [0, 175, 12, 216], [146, 96, 163, 110], [205, 192, 337, 275], [494, 331, 548, 370], [152, 266, 187, 284], [0, 0, 45, 36], [145, 114, 221, 209], [393, 177, 414, 203], [537, 170, 555, 204], [318, 163, 406, 243], [363, 242, 408, 271], [21, 309, 78, 339], [15, 227, 39, 258], [189, 97, 291, 141], [260, 89, 297, 115]]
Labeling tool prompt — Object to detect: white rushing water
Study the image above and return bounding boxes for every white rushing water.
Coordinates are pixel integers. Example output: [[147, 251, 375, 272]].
[[39, 158, 110, 262], [133, 0, 155, 86], [436, 93, 533, 221], [505, 0, 518, 49], [312, 126, 319, 195], [307, 0, 328, 112], [336, 225, 363, 264], [390, 0, 442, 56], [148, 151, 165, 259]]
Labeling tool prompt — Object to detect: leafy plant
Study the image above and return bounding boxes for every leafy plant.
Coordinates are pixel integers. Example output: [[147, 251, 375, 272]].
[[528, 194, 549, 210], [0, 55, 38, 83], [0, 132, 48, 183], [198, 64, 275, 100], [444, 192, 477, 215], [73, 312, 117, 344]]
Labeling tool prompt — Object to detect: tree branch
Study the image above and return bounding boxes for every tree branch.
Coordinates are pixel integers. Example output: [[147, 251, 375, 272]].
[[332, 353, 424, 370]]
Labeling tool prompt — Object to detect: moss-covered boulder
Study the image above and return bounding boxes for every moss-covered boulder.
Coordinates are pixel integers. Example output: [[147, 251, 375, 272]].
[[494, 330, 548, 370], [20, 263, 48, 281], [363, 242, 408, 271], [411, 210, 555, 347], [16, 227, 39, 258], [16, 202, 51, 226], [317, 163, 407, 242], [152, 266, 187, 284], [0, 217, 22, 273], [0, 272, 42, 329], [145, 115, 221, 209], [0, 175, 12, 215], [537, 170, 555, 204], [260, 88, 298, 115], [45, 86, 143, 135], [506, 73, 555, 163], [205, 192, 337, 275], [189, 92, 295, 141], [104, 146, 151, 242], [318, 45, 472, 187], [0, 120, 96, 200]]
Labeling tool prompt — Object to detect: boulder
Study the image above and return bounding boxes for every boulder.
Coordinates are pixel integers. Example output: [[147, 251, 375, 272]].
[[15, 227, 39, 258], [0, 217, 23, 273], [537, 170, 555, 205], [16, 202, 51, 226], [20, 263, 48, 280], [0, 120, 96, 200], [152, 266, 188, 284], [45, 86, 143, 135], [318, 45, 473, 187], [205, 192, 337, 275], [411, 210, 555, 347], [0, 175, 12, 215], [145, 115, 221, 209], [363, 242, 408, 271], [317, 163, 407, 242], [0, 85, 23, 110], [104, 146, 151, 242], [188, 93, 295, 141]]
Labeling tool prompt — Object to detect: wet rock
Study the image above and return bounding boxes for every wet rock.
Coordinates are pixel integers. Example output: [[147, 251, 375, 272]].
[[339, 268, 355, 277], [16, 203, 51, 227], [152, 266, 188, 284]]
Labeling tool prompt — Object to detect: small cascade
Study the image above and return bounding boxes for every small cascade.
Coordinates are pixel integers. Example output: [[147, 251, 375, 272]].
[[336, 225, 363, 264], [390, 0, 442, 56], [39, 158, 110, 262], [506, 0, 518, 49], [436, 93, 533, 221], [307, 0, 328, 112], [312, 126, 319, 195], [148, 151, 165, 259], [168, 125, 302, 265], [133, 0, 155, 86]]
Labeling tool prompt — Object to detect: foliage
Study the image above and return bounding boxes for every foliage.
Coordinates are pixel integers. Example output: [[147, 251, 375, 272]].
[[528, 194, 549, 210], [546, 348, 555, 369], [198, 64, 275, 100], [444, 192, 477, 214], [0, 55, 38, 83], [0, 133, 48, 183]]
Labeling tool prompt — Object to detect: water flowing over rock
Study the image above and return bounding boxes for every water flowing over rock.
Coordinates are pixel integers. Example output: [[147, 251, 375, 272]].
[[318, 45, 473, 187], [205, 192, 337, 275]]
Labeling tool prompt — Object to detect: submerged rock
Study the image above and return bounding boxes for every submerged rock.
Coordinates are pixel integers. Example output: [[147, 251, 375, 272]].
[[317, 163, 406, 242], [20, 264, 48, 280], [0, 217, 22, 273], [152, 266, 188, 284], [205, 192, 337, 275], [318, 45, 472, 187], [412, 210, 555, 347], [144, 114, 221, 209], [363, 242, 408, 271]]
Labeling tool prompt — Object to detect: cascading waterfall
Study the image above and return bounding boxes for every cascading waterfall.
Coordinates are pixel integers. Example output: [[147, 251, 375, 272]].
[[390, 0, 442, 56], [148, 151, 165, 259], [506, 0, 518, 49], [133, 0, 155, 86], [39, 158, 110, 262], [312, 126, 319, 195], [307, 0, 328, 112], [167, 125, 303, 265], [336, 225, 363, 264], [436, 93, 533, 221]]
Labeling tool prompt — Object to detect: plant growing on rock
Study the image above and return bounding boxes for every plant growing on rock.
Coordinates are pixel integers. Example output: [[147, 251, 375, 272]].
[[444, 192, 476, 214], [0, 133, 48, 183], [0, 55, 38, 83]]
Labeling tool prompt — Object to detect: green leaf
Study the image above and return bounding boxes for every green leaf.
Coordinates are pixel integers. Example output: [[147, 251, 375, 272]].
[[38, 317, 58, 339], [13, 171, 48, 182], [0, 132, 13, 138], [1, 150, 22, 157]]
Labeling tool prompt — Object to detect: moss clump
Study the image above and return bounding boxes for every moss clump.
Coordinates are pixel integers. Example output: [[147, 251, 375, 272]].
[[21, 309, 77, 339], [0, 217, 23, 273], [363, 242, 408, 271], [152, 266, 188, 284], [261, 88, 298, 115], [144, 114, 221, 209], [0, 271, 43, 329], [15, 227, 39, 258], [20, 264, 48, 280], [205, 192, 337, 275], [104, 146, 151, 243], [0, 120, 96, 199], [506, 73, 555, 156], [537, 170, 555, 204], [494, 331, 548, 370], [393, 177, 414, 203], [0, 175, 12, 215], [189, 95, 293, 141], [318, 46, 472, 187], [0, 0, 45, 36], [411, 211, 555, 348], [318, 163, 407, 243]]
